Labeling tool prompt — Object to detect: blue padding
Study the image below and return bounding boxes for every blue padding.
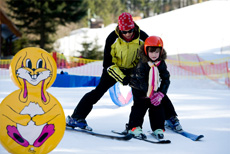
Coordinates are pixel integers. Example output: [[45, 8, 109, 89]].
[[109, 83, 120, 106], [52, 74, 100, 87], [109, 82, 133, 107]]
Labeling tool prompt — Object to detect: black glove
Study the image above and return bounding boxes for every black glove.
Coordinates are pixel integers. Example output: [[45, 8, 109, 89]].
[[122, 76, 130, 86]]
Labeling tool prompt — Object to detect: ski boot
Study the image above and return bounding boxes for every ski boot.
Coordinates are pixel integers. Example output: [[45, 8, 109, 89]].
[[165, 116, 183, 132], [128, 126, 147, 139], [121, 123, 129, 135], [66, 115, 92, 131], [153, 129, 164, 140]]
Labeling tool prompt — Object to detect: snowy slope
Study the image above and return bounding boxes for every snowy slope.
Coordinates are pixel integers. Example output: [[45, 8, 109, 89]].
[[0, 77, 229, 154], [136, 0, 230, 55], [55, 1, 230, 57]]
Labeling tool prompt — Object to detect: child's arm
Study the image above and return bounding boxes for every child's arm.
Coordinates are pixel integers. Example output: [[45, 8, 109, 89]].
[[158, 60, 170, 94]]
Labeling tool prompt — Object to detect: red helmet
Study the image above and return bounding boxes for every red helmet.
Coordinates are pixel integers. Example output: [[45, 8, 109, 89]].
[[144, 36, 163, 56]]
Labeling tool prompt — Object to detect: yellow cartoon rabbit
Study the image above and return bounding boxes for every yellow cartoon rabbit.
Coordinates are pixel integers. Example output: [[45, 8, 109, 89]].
[[0, 47, 65, 154]]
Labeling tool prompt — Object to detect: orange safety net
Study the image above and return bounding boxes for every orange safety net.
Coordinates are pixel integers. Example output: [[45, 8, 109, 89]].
[[166, 54, 230, 87], [1, 53, 229, 87]]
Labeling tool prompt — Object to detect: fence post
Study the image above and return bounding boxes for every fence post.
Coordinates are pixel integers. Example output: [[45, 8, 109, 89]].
[[196, 54, 206, 76], [226, 61, 230, 88], [52, 52, 57, 64]]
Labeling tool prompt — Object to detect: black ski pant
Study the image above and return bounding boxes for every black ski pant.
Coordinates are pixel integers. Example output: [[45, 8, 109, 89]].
[[71, 69, 117, 119], [128, 88, 177, 131]]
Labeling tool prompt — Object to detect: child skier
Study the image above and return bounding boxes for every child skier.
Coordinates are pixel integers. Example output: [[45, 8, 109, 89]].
[[124, 36, 183, 139]]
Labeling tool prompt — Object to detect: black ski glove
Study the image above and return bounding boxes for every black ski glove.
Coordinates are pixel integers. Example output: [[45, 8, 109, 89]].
[[122, 76, 130, 86]]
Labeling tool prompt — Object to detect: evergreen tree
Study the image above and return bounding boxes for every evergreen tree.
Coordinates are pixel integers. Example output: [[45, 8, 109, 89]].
[[80, 36, 103, 60], [6, 0, 88, 52], [87, 0, 125, 26]]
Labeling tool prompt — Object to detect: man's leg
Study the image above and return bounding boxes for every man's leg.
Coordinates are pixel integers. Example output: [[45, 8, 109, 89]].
[[161, 95, 177, 120], [72, 69, 117, 119]]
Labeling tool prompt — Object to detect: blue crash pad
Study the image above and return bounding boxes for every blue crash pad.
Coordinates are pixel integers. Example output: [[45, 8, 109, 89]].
[[52, 74, 100, 87]]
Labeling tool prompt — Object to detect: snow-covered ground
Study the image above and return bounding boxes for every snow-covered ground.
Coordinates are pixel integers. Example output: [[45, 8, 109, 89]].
[[1, 1, 230, 154], [0, 77, 230, 154]]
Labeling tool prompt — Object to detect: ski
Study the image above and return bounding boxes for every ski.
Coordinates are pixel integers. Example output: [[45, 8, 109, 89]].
[[66, 126, 133, 141], [111, 130, 171, 144], [165, 125, 204, 141], [147, 131, 171, 143]]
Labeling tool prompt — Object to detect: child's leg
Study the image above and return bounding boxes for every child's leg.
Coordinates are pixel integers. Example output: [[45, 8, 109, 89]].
[[127, 88, 149, 130], [149, 104, 165, 131]]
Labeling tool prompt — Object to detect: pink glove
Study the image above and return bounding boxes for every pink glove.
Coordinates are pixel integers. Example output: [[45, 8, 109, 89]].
[[150, 92, 164, 106]]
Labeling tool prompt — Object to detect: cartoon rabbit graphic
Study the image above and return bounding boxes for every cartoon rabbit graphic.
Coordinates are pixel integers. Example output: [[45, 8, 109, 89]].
[[0, 47, 65, 154]]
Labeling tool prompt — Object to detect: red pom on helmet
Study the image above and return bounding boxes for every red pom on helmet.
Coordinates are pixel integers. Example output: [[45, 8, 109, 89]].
[[144, 36, 164, 56]]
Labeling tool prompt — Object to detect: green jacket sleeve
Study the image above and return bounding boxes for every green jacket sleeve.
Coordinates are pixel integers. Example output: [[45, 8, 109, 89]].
[[107, 64, 126, 84]]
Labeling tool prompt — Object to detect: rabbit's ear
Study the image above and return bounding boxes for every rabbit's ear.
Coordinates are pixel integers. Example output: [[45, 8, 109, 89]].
[[19, 79, 28, 103], [41, 80, 50, 105]]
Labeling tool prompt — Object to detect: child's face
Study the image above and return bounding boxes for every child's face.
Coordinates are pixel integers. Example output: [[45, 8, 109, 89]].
[[148, 47, 161, 61]]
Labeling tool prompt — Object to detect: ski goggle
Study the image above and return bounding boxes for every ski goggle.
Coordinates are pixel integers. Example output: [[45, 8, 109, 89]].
[[121, 29, 134, 34]]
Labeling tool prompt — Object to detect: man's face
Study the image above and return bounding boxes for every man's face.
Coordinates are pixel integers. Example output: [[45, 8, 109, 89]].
[[121, 28, 134, 40]]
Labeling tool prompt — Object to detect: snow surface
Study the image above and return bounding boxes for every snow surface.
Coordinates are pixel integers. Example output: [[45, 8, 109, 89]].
[[0, 77, 230, 154], [1, 1, 230, 154]]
